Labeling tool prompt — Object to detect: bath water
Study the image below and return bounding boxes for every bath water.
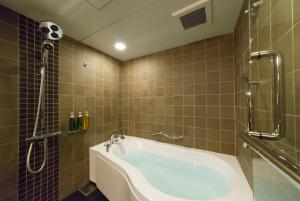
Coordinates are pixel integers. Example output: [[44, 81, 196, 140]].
[[120, 151, 231, 200]]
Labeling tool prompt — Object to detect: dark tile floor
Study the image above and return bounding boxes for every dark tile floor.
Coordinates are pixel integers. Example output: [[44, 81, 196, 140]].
[[62, 190, 108, 201]]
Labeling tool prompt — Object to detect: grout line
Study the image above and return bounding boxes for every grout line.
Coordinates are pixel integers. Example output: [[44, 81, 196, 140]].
[[218, 38, 221, 152], [204, 39, 208, 150], [291, 0, 298, 165]]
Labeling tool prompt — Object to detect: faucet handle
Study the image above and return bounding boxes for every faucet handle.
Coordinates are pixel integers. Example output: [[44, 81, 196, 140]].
[[104, 140, 110, 146]]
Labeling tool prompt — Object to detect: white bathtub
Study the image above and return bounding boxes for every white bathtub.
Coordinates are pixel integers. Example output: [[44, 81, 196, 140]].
[[89, 136, 252, 201]]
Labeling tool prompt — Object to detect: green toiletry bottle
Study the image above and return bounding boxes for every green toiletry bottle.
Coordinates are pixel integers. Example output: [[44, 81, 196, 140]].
[[77, 112, 83, 130], [69, 112, 75, 132]]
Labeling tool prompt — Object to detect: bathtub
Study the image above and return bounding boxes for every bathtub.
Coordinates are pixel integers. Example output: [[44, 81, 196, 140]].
[[89, 136, 252, 201]]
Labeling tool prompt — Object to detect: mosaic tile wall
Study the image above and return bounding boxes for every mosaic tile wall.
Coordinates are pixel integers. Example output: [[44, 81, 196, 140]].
[[18, 14, 59, 201], [121, 34, 236, 155]]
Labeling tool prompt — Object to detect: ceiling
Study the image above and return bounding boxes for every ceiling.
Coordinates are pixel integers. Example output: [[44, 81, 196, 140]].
[[0, 0, 243, 61]]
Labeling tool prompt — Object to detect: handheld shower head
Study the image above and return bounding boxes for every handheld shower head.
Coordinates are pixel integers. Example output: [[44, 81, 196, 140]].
[[39, 21, 63, 40], [42, 40, 54, 50], [241, 76, 254, 131], [241, 76, 251, 97]]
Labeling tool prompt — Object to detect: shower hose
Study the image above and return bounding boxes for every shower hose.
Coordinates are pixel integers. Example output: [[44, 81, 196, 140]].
[[26, 53, 48, 173]]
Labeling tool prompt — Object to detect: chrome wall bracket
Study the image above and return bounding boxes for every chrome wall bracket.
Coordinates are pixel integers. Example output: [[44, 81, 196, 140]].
[[246, 50, 283, 139]]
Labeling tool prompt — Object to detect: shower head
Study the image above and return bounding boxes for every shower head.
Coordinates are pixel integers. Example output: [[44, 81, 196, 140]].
[[42, 40, 54, 50], [241, 76, 251, 97], [39, 21, 63, 40]]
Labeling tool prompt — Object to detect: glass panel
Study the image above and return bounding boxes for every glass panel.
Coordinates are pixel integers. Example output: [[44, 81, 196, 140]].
[[248, 0, 299, 166], [253, 151, 300, 201]]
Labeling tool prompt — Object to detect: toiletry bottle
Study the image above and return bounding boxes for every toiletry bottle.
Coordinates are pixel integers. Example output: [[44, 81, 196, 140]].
[[77, 112, 83, 130], [83, 111, 89, 129], [69, 112, 75, 132]]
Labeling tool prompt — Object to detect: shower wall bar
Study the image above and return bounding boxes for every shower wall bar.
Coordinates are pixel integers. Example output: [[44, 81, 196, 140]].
[[25, 131, 62, 142], [247, 50, 283, 139]]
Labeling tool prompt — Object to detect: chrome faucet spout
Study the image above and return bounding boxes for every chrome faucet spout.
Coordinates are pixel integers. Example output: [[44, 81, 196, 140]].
[[105, 132, 125, 152]]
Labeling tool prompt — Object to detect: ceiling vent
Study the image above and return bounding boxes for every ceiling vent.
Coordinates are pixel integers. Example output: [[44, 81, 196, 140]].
[[172, 0, 212, 30]]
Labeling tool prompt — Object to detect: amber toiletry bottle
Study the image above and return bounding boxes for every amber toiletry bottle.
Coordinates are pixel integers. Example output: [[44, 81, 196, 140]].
[[83, 111, 89, 129]]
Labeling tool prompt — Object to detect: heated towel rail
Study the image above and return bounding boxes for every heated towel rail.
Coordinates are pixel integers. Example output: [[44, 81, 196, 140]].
[[245, 50, 283, 139]]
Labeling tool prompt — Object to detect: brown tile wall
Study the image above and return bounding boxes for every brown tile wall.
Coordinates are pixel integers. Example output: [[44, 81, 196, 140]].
[[58, 36, 122, 200], [5, 1, 299, 199], [0, 5, 19, 201], [234, 0, 300, 187], [121, 33, 236, 155]]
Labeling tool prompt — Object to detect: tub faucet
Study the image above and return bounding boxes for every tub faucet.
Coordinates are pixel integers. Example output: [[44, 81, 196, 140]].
[[105, 130, 125, 152]]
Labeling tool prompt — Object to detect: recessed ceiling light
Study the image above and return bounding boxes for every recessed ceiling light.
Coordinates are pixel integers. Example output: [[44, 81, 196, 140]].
[[114, 42, 126, 50]]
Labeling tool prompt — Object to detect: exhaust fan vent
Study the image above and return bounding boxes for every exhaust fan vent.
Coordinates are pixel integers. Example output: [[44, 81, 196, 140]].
[[172, 0, 212, 30], [179, 7, 206, 30]]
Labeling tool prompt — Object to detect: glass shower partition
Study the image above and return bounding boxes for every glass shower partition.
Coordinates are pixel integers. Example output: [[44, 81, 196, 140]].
[[244, 0, 300, 200]]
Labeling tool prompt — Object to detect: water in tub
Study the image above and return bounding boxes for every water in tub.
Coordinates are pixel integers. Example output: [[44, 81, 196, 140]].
[[120, 151, 231, 200]]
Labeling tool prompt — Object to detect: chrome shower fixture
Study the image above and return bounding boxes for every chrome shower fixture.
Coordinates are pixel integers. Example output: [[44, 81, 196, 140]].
[[26, 21, 63, 174], [39, 21, 63, 40]]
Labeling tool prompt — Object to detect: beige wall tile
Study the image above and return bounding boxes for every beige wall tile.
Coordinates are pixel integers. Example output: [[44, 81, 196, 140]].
[[0, 6, 18, 27], [0, 176, 18, 200], [0, 57, 18, 75], [0, 109, 18, 127], [0, 126, 18, 144], [294, 23, 300, 69], [271, 0, 292, 43], [206, 48, 219, 61], [0, 75, 18, 92], [0, 22, 18, 43], [0, 142, 18, 164], [0, 92, 18, 109], [294, 0, 300, 24], [0, 39, 18, 60], [273, 30, 293, 73]]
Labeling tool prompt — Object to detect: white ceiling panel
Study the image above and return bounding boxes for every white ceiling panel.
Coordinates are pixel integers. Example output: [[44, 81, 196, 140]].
[[1, 0, 153, 40], [86, 0, 112, 10], [83, 0, 243, 60], [0, 0, 243, 61]]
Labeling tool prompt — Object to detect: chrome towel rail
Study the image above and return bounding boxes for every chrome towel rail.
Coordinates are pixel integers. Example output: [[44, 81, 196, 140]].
[[150, 131, 183, 140], [247, 50, 283, 139], [26, 131, 62, 142]]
